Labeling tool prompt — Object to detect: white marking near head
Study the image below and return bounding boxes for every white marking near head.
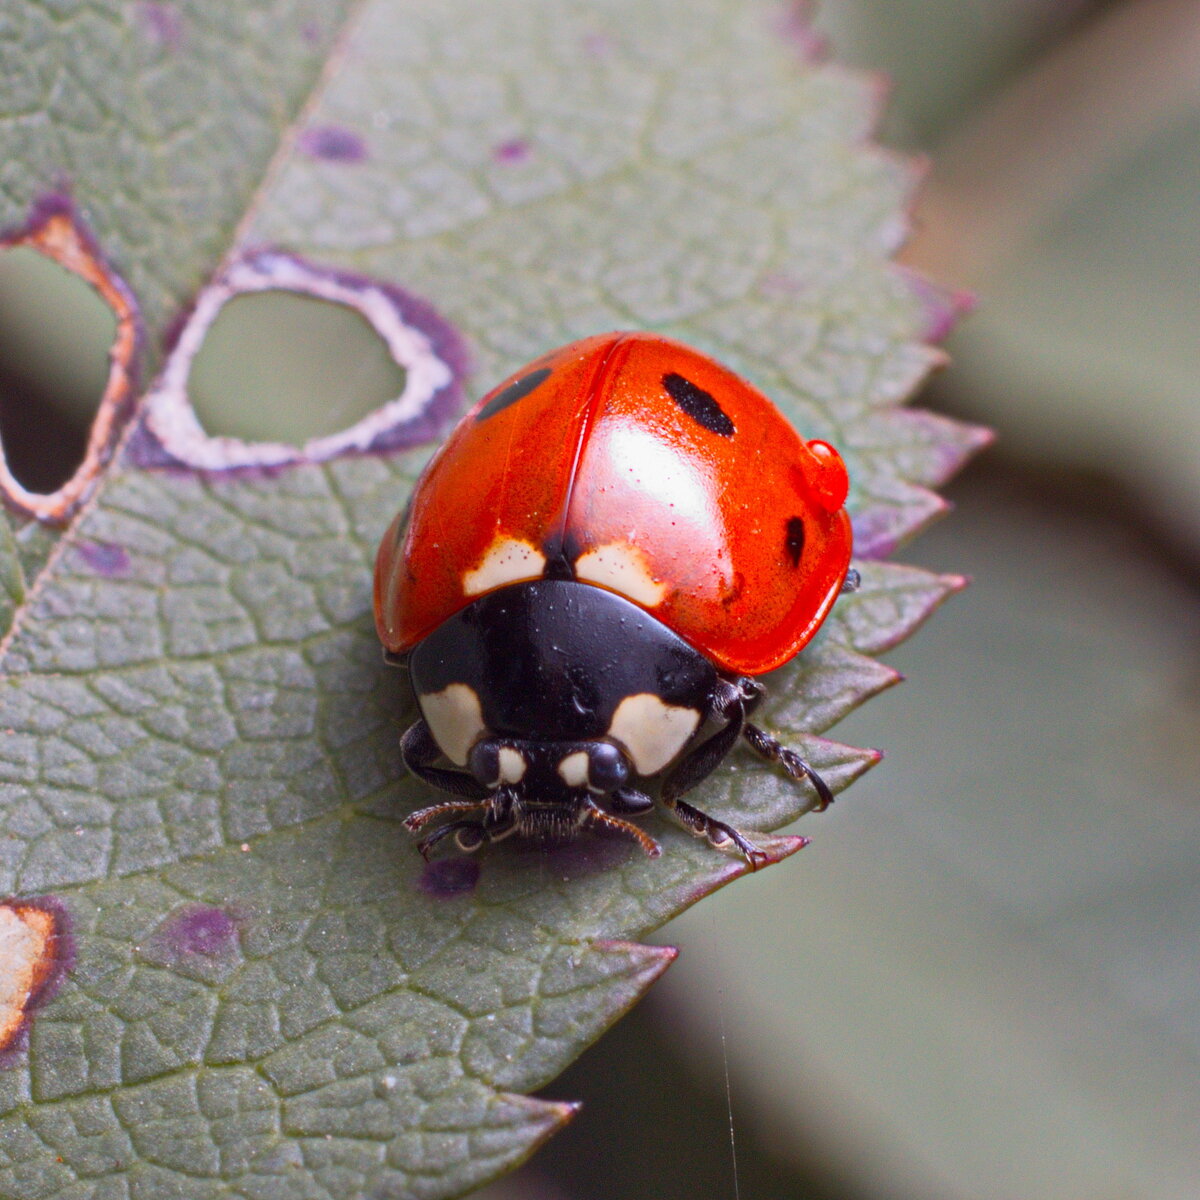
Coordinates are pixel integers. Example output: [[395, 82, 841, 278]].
[[463, 536, 546, 596], [574, 542, 666, 606], [498, 747, 527, 784], [557, 750, 590, 788], [419, 683, 486, 766], [607, 694, 701, 776]]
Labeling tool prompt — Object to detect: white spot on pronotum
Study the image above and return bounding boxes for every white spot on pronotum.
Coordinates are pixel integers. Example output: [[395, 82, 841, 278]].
[[0, 902, 62, 1052], [608, 694, 701, 775], [557, 750, 589, 788], [419, 683, 486, 766], [463, 536, 546, 596], [575, 542, 666, 606], [498, 747, 527, 783]]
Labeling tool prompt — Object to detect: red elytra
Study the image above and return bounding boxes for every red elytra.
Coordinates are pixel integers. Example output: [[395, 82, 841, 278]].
[[374, 332, 852, 677]]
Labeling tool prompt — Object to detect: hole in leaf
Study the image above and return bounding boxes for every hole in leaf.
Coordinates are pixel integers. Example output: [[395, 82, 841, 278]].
[[0, 246, 118, 494], [186, 290, 408, 446]]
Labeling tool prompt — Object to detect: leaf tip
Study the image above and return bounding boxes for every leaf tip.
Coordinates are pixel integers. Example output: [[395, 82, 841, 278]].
[[895, 264, 979, 346], [592, 938, 679, 981], [771, 2, 828, 64], [747, 833, 810, 869]]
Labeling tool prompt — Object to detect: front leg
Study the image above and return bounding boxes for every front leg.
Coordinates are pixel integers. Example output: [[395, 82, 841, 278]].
[[400, 719, 491, 800], [581, 799, 662, 858], [659, 677, 745, 802], [413, 808, 517, 859], [656, 678, 766, 867], [407, 788, 516, 859]]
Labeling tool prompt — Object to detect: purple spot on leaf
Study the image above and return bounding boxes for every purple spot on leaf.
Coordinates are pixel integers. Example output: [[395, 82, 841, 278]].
[[419, 858, 481, 897], [581, 31, 616, 56], [493, 138, 532, 166], [301, 20, 322, 44], [158, 904, 239, 958], [76, 541, 130, 576], [137, 2, 184, 50], [299, 125, 369, 163]]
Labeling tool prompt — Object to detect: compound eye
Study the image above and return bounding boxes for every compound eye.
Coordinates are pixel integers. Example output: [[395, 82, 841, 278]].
[[587, 742, 630, 793], [467, 739, 500, 787]]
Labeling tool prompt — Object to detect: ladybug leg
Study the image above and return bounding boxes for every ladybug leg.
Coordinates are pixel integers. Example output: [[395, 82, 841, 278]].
[[661, 796, 769, 870], [659, 678, 747, 802], [409, 791, 517, 858], [608, 787, 654, 815], [581, 801, 662, 858], [404, 798, 491, 836], [657, 680, 767, 867], [734, 675, 766, 717], [414, 816, 489, 859], [660, 709, 744, 802], [741, 723, 835, 812], [401, 720, 492, 800]]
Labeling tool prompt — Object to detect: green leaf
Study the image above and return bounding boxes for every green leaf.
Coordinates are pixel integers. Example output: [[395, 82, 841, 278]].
[[0, 1, 981, 1196]]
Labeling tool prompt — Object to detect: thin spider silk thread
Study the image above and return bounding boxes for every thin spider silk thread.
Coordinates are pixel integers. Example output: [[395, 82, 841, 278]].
[[714, 908, 741, 1200]]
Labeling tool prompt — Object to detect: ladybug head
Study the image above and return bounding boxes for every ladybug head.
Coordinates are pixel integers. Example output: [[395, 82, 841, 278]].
[[467, 735, 633, 800], [456, 734, 656, 844]]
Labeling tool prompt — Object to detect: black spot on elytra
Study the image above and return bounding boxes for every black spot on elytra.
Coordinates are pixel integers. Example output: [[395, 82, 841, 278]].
[[785, 517, 805, 567], [475, 367, 553, 422], [663, 373, 734, 437]]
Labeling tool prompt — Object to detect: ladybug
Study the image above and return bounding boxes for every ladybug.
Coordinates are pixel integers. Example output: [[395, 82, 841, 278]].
[[374, 332, 855, 866]]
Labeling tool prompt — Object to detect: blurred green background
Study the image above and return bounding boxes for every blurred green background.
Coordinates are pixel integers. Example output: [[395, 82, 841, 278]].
[[2, 1, 1198, 1197]]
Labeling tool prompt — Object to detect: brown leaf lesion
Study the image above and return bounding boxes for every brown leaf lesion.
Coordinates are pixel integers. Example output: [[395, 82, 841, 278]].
[[0, 895, 71, 1060], [0, 196, 142, 525], [128, 248, 468, 474]]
